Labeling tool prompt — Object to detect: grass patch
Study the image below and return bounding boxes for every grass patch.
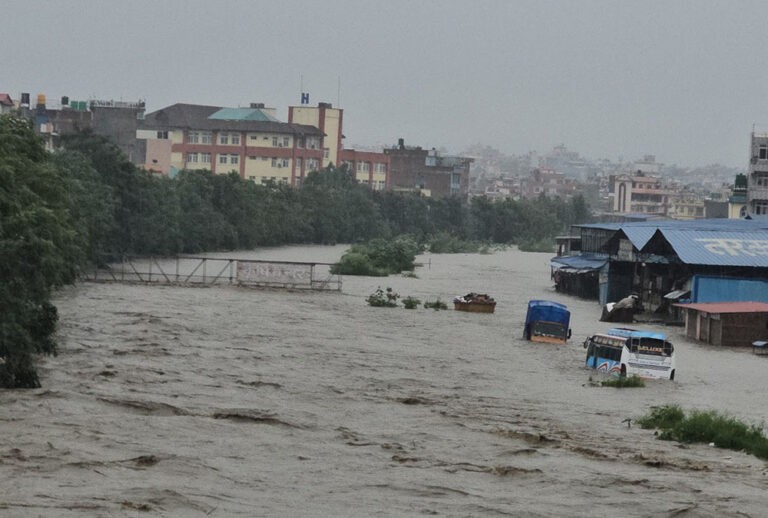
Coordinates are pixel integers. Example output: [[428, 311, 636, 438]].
[[637, 404, 768, 460], [601, 375, 645, 388]]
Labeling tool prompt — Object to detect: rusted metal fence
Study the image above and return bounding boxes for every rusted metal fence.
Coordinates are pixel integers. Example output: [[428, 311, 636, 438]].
[[81, 256, 342, 291]]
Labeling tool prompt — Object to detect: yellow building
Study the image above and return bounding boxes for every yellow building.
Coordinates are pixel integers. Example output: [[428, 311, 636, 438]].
[[138, 103, 325, 185], [288, 102, 342, 168]]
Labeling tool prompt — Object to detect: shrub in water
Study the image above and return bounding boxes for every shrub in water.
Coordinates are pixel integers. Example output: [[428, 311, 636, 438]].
[[424, 298, 448, 310], [402, 296, 421, 309], [366, 287, 400, 307], [601, 375, 645, 388]]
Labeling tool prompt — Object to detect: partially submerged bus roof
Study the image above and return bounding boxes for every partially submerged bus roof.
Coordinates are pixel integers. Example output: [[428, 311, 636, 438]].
[[605, 327, 666, 341]]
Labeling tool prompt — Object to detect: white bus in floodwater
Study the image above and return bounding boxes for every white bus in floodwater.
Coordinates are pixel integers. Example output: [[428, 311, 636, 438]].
[[583, 327, 675, 380]]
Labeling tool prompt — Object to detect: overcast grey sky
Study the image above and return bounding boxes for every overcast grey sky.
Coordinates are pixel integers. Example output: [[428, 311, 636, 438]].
[[4, 0, 767, 167]]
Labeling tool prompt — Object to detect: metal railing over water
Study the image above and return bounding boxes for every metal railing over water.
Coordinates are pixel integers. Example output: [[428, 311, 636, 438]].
[[81, 256, 342, 291]]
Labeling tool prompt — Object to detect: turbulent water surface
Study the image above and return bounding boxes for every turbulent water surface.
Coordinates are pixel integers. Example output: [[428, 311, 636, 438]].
[[2, 246, 767, 517]]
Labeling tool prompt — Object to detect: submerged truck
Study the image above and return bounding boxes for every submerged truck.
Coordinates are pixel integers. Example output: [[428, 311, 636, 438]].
[[524, 300, 572, 344]]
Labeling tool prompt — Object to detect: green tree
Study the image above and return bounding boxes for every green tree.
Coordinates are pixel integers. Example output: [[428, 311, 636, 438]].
[[0, 115, 83, 387]]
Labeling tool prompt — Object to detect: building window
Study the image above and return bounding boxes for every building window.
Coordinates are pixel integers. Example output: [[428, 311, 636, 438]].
[[272, 137, 278, 147], [296, 158, 302, 170], [232, 134, 240, 145], [187, 153, 198, 163], [201, 153, 211, 164], [187, 131, 199, 144], [219, 154, 228, 164], [281, 158, 289, 167], [295, 177, 302, 187], [219, 134, 229, 145], [323, 148, 329, 159], [297, 137, 305, 148], [157, 130, 168, 139], [230, 154, 239, 165], [760, 145, 768, 160], [200, 132, 212, 144], [283, 136, 290, 147], [755, 173, 768, 187]]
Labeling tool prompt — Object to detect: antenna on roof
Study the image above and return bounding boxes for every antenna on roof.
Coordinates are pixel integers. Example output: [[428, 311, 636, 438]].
[[337, 76, 341, 107]]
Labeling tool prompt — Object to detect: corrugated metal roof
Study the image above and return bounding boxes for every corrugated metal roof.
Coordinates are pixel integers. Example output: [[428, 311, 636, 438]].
[[577, 218, 768, 232], [208, 108, 280, 122], [620, 226, 658, 250], [648, 229, 768, 267], [550, 254, 607, 271], [674, 301, 768, 314]]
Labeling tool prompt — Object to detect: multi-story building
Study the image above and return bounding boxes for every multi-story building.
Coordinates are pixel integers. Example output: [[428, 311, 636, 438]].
[[384, 139, 472, 198], [287, 102, 342, 169], [610, 172, 672, 216], [519, 168, 578, 199], [7, 91, 145, 158], [339, 148, 389, 190], [747, 132, 768, 215], [0, 93, 14, 114], [138, 103, 325, 184]]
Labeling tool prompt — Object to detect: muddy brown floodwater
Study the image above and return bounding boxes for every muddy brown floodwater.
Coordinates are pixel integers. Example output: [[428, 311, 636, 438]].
[[1, 246, 767, 517]]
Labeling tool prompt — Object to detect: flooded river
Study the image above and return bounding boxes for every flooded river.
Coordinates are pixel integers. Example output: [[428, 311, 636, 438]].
[[1, 246, 767, 516]]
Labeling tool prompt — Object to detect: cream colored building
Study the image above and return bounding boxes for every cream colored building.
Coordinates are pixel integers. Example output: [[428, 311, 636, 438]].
[[138, 103, 325, 185]]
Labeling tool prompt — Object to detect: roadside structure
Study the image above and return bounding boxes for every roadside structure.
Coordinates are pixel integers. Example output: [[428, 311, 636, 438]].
[[552, 218, 768, 319], [675, 301, 768, 347]]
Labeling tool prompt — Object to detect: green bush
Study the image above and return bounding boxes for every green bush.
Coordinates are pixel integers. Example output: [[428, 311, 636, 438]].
[[601, 375, 645, 388], [638, 405, 768, 460], [402, 296, 421, 309], [427, 232, 488, 254], [330, 251, 388, 276], [366, 287, 400, 307], [637, 405, 685, 430], [333, 235, 422, 276], [424, 298, 448, 310]]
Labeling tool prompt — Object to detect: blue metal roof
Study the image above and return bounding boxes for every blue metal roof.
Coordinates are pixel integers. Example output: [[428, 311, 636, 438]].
[[649, 228, 768, 267], [550, 254, 607, 271], [577, 218, 768, 232]]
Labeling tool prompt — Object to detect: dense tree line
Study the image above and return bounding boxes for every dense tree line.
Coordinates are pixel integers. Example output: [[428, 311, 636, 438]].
[[1, 117, 591, 387]]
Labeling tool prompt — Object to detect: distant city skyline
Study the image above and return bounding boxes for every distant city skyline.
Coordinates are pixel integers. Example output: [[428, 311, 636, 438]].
[[4, 0, 765, 168]]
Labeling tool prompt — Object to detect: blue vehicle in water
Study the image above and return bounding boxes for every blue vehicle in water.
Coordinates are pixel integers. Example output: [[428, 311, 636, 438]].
[[524, 300, 571, 344], [583, 327, 675, 380]]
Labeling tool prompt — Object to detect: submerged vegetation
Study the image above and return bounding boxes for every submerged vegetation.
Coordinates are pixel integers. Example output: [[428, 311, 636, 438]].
[[601, 375, 645, 388], [424, 299, 448, 310], [331, 235, 421, 276], [638, 405, 768, 460], [365, 287, 400, 307]]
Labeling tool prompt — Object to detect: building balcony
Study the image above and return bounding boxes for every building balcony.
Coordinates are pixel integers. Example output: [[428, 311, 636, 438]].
[[747, 185, 768, 201]]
